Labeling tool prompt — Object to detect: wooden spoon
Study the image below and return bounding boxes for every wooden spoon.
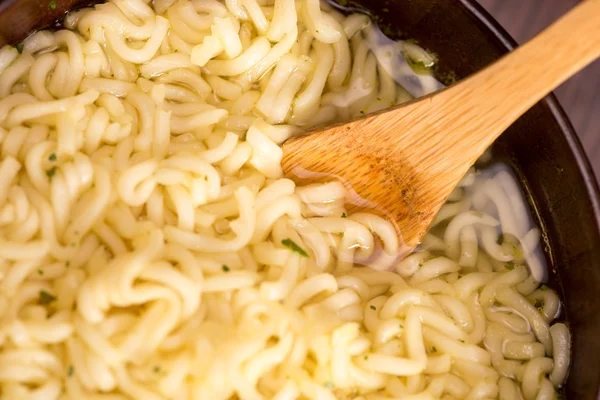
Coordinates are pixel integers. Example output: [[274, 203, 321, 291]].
[[281, 0, 600, 254]]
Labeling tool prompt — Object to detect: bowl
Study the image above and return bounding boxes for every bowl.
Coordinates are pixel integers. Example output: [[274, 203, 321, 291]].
[[0, 0, 598, 397]]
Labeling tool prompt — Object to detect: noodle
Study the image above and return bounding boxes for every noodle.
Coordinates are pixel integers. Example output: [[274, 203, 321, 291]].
[[0, 0, 569, 398]]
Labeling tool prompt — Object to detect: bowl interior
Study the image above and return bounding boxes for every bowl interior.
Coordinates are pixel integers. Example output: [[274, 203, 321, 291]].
[[354, 1, 600, 397], [0, 0, 599, 397]]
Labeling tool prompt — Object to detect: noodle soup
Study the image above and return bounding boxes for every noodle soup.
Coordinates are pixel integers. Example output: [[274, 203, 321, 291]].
[[0, 0, 569, 398]]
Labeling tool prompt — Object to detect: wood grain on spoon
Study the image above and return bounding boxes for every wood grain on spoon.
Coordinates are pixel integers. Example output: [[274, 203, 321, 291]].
[[282, 0, 600, 254]]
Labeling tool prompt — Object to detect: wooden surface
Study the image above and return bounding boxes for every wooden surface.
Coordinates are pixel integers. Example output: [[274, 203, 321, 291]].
[[478, 0, 600, 183]]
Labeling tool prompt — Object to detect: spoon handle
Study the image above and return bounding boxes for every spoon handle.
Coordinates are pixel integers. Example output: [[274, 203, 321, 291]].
[[428, 0, 600, 163]]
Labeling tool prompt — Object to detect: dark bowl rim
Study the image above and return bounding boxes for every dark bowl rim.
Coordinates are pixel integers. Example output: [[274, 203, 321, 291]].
[[458, 0, 600, 240], [456, 3, 600, 396], [456, 3, 600, 395]]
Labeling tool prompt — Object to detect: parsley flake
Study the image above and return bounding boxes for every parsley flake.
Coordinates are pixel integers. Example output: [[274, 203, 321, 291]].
[[46, 167, 57, 179], [39, 290, 56, 305], [281, 239, 308, 257], [49, 153, 57, 161], [49, 0, 57, 9], [16, 43, 24, 53], [153, 365, 161, 373], [37, 269, 44, 276], [369, 305, 376, 311], [67, 365, 74, 377], [222, 265, 230, 272], [505, 262, 515, 270], [341, 212, 347, 218]]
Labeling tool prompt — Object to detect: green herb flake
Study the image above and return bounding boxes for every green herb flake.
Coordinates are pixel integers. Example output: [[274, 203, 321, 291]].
[[16, 43, 24, 53], [67, 365, 74, 377], [399, 323, 403, 329], [49, 0, 57, 9], [46, 167, 57, 179], [459, 339, 465, 343], [472, 211, 484, 218], [534, 300, 543, 310], [323, 381, 334, 388], [37, 269, 44, 276], [341, 212, 347, 218], [222, 265, 230, 272], [540, 285, 548, 291], [204, 176, 208, 181], [39, 290, 56, 305], [153, 365, 161, 373], [383, 7, 389, 12], [369, 305, 376, 311], [505, 262, 515, 270], [364, 355, 369, 360], [49, 153, 57, 161], [360, 110, 365, 114], [281, 239, 308, 258], [431, 346, 437, 353]]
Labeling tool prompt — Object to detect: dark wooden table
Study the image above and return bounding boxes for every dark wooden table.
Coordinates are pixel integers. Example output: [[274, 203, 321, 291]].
[[478, 0, 599, 183]]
